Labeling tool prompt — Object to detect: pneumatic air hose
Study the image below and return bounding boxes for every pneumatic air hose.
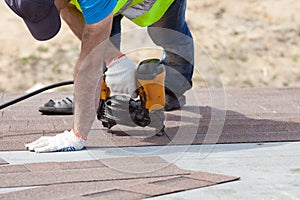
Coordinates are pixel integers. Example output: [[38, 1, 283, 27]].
[[0, 80, 74, 110]]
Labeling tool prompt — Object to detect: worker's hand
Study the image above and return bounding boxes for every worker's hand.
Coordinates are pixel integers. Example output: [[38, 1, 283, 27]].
[[105, 55, 137, 96], [25, 130, 85, 153]]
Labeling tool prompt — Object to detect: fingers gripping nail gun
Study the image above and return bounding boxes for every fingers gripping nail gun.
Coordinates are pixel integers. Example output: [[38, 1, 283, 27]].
[[97, 59, 166, 136]]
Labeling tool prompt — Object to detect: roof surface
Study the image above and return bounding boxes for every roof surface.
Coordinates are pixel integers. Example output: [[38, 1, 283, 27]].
[[0, 87, 299, 199]]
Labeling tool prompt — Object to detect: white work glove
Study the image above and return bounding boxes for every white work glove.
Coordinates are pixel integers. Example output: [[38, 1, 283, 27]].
[[105, 55, 137, 96], [25, 130, 85, 153]]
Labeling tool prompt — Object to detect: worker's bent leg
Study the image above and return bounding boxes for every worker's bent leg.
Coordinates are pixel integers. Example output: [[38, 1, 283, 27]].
[[147, 0, 194, 97]]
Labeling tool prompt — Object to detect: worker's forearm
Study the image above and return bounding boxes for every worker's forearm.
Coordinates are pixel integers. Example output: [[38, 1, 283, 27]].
[[73, 13, 114, 137]]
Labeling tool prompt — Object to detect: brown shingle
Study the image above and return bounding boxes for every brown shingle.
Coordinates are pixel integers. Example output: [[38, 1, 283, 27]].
[[1, 88, 300, 151], [0, 158, 239, 200]]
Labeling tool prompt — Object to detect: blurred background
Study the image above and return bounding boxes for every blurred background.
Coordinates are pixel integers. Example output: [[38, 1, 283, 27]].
[[0, 0, 299, 92]]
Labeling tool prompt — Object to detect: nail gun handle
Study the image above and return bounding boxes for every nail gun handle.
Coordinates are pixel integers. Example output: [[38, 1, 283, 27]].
[[136, 59, 166, 111], [100, 77, 110, 101]]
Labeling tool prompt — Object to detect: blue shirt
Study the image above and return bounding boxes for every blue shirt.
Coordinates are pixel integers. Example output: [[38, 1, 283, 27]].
[[77, 0, 117, 24]]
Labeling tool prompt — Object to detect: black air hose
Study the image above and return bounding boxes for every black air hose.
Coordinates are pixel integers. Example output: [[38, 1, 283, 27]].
[[0, 80, 74, 110]]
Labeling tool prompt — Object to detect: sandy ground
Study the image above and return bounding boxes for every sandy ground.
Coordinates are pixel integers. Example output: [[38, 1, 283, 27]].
[[0, 0, 299, 92]]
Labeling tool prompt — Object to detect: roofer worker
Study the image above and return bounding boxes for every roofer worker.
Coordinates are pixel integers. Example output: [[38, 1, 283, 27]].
[[5, 0, 194, 153]]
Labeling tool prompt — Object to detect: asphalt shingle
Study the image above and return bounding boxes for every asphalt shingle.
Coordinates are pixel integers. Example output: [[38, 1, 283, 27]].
[[0, 156, 239, 200], [1, 88, 300, 151]]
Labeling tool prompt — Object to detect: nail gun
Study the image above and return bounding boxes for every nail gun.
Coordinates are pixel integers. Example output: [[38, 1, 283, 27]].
[[97, 58, 166, 136]]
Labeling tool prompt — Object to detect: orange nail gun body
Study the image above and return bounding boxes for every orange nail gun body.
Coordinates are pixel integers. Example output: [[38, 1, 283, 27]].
[[97, 59, 166, 136]]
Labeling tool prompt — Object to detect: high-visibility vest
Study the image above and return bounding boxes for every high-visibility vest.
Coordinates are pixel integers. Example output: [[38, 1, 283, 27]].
[[69, 0, 174, 27]]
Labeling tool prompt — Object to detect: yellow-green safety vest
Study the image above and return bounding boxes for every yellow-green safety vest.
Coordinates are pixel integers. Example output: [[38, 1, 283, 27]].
[[69, 0, 174, 27]]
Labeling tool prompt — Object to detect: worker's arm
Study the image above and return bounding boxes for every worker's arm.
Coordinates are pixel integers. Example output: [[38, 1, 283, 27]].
[[26, 12, 114, 153], [73, 12, 115, 140]]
